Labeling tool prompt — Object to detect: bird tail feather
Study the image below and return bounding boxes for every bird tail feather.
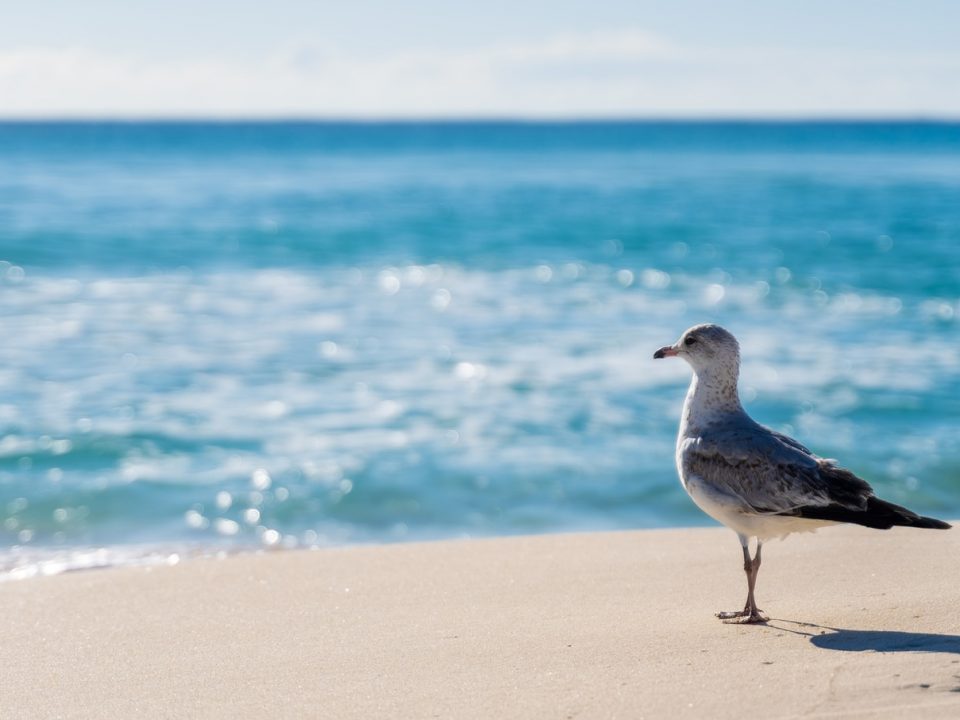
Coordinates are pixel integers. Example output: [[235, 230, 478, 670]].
[[792, 496, 951, 530]]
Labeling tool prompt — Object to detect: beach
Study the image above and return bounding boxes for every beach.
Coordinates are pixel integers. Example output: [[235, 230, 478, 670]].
[[3, 523, 959, 719]]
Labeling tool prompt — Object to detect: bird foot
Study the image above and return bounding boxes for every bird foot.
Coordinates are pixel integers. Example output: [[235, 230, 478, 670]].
[[715, 609, 767, 624]]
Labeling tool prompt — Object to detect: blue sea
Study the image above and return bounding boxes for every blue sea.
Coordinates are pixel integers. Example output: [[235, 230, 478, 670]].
[[1, 121, 958, 577]]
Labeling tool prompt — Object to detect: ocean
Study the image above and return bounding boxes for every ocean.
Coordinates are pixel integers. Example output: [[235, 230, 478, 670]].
[[1, 120, 958, 577]]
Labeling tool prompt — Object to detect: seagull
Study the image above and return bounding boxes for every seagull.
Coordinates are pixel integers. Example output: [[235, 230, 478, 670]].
[[653, 323, 950, 624]]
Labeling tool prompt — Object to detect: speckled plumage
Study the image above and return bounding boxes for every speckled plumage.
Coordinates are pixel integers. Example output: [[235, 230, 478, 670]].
[[654, 323, 949, 622]]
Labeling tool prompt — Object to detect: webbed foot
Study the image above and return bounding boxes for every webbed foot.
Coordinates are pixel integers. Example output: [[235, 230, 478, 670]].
[[716, 607, 766, 623], [719, 611, 768, 624]]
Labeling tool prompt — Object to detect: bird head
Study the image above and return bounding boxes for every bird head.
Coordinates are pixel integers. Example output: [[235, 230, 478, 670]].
[[653, 324, 741, 375]]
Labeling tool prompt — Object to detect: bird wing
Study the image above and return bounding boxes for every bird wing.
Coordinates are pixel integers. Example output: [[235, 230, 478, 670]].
[[764, 427, 814, 456], [682, 421, 874, 516]]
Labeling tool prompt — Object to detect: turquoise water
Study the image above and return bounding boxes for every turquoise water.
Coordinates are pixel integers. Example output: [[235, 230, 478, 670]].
[[1, 121, 958, 574]]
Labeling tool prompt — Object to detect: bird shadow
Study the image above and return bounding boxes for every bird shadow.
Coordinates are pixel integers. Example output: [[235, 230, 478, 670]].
[[766, 619, 960, 654]]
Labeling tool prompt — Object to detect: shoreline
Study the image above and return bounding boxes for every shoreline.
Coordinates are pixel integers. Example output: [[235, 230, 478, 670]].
[[0, 522, 707, 582], [3, 524, 960, 718]]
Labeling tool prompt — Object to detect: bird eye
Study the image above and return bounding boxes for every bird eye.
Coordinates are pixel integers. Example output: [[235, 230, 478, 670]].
[[685, 336, 697, 346]]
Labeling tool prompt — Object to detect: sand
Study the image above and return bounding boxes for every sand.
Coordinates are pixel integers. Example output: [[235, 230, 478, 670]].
[[2, 523, 959, 719]]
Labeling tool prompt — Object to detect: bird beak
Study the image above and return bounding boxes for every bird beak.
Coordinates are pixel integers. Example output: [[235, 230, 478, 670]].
[[653, 345, 678, 359]]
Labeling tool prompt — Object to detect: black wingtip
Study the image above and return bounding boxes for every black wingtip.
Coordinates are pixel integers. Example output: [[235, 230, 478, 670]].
[[788, 497, 952, 531], [873, 497, 952, 530], [913, 516, 951, 530]]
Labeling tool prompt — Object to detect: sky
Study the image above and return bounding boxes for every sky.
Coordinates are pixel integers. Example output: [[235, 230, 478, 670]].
[[1, 0, 958, 118]]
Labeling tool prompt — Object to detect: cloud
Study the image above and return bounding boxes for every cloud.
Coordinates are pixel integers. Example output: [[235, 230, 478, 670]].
[[1, 29, 958, 117]]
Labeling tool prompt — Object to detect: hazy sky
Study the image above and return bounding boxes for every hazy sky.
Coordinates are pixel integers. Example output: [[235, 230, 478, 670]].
[[2, 0, 958, 117]]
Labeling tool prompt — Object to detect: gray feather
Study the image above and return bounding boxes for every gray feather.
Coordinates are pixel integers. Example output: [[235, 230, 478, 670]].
[[682, 419, 874, 516]]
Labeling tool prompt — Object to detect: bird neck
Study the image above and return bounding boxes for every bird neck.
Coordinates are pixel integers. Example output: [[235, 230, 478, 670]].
[[682, 366, 744, 430]]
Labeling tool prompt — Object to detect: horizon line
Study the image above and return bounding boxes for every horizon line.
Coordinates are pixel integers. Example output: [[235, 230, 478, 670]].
[[1, 114, 960, 125]]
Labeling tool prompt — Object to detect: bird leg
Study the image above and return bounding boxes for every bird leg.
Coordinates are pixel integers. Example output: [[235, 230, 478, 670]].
[[716, 539, 767, 624], [738, 541, 767, 624]]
